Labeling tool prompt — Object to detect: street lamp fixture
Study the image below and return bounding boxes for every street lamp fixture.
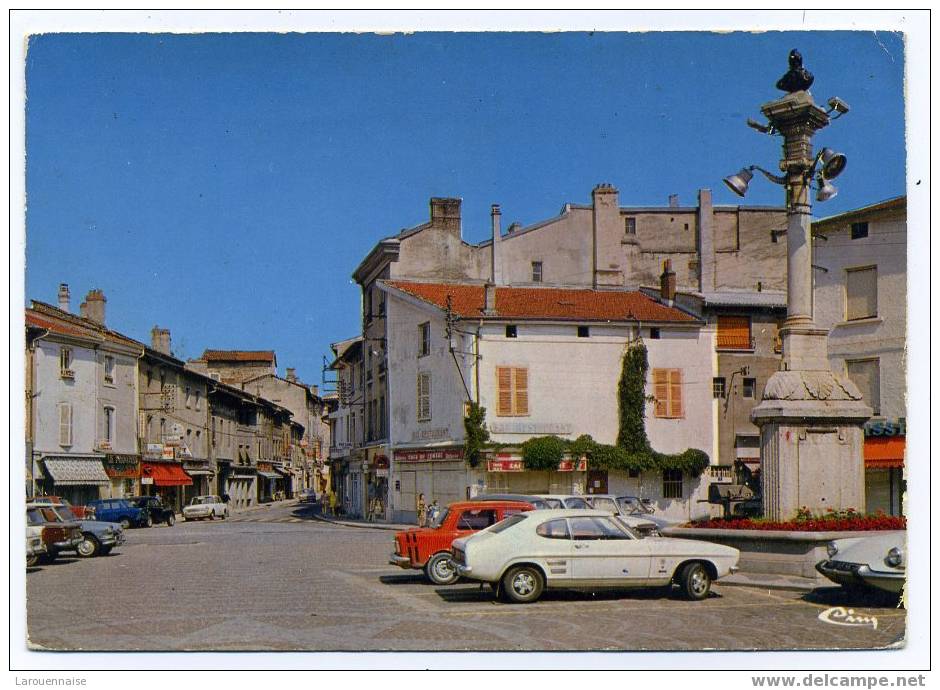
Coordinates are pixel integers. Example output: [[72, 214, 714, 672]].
[[723, 165, 787, 197]]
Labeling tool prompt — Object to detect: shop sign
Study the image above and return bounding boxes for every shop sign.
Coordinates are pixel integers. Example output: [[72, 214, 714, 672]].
[[411, 427, 449, 442], [394, 448, 464, 463], [161, 446, 175, 460], [146, 443, 163, 455], [864, 418, 905, 437], [375, 469, 389, 478], [488, 422, 573, 435], [104, 456, 140, 479], [557, 458, 588, 472], [487, 457, 525, 472], [141, 477, 154, 485]]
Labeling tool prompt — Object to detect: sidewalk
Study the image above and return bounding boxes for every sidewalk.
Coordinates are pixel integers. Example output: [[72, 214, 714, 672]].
[[312, 512, 413, 531]]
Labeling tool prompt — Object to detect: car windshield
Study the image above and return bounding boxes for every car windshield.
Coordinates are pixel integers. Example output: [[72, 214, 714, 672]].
[[616, 497, 645, 513], [564, 497, 589, 509], [56, 506, 77, 521], [193, 497, 216, 505], [487, 513, 529, 534], [428, 508, 448, 529], [543, 498, 563, 509], [590, 497, 618, 512], [26, 509, 46, 525]]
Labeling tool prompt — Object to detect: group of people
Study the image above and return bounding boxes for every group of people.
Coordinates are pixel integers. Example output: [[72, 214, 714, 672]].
[[415, 493, 440, 527]]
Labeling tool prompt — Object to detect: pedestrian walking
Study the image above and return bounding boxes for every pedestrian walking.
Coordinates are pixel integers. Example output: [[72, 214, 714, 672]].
[[329, 492, 338, 517], [427, 499, 441, 525], [416, 492, 427, 527]]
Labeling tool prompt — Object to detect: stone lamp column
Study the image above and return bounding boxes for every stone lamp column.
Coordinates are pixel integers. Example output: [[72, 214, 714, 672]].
[[750, 62, 872, 521]]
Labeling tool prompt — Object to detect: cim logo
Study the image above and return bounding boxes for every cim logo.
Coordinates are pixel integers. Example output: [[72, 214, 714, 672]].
[[818, 606, 878, 630]]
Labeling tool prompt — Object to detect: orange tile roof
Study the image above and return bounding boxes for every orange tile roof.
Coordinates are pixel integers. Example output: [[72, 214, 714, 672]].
[[25, 311, 99, 339], [385, 281, 699, 323], [202, 350, 276, 362]]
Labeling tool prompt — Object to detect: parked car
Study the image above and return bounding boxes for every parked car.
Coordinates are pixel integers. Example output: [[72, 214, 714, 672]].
[[33, 495, 96, 519], [26, 530, 46, 567], [390, 500, 535, 585], [297, 488, 319, 503], [86, 498, 152, 529], [182, 495, 229, 521], [26, 506, 83, 564], [538, 495, 591, 509], [29, 500, 125, 558], [584, 494, 676, 531], [453, 508, 740, 603], [474, 494, 552, 510], [816, 531, 906, 595], [127, 496, 176, 526]]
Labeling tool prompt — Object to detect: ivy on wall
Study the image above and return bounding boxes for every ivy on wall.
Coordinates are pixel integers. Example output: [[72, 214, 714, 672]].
[[463, 402, 490, 468]]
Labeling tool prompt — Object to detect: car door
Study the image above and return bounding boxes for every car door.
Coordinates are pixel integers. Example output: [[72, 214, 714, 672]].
[[568, 516, 651, 584], [532, 517, 576, 582]]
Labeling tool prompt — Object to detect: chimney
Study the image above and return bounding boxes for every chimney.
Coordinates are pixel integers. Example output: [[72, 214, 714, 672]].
[[697, 188, 716, 292], [57, 283, 70, 313], [483, 283, 497, 316], [286, 367, 297, 382], [660, 259, 677, 303], [151, 326, 171, 355], [82, 289, 106, 326], [429, 197, 462, 235], [669, 194, 679, 208], [490, 204, 502, 285]]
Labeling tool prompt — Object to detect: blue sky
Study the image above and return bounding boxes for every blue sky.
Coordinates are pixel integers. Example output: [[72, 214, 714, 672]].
[[25, 31, 906, 384]]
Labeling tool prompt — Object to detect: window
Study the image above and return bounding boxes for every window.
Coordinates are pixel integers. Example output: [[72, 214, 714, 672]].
[[653, 369, 683, 418], [146, 369, 152, 387], [496, 367, 529, 417], [103, 406, 115, 444], [851, 222, 869, 240], [649, 328, 660, 339], [505, 325, 517, 338], [160, 418, 166, 439], [59, 347, 73, 378], [624, 217, 637, 235], [712, 377, 726, 399], [416, 372, 432, 422], [419, 322, 430, 357], [536, 518, 570, 540], [194, 390, 201, 411], [378, 396, 386, 438], [663, 469, 684, 499], [717, 315, 752, 350], [185, 386, 192, 408], [577, 326, 590, 338], [531, 261, 543, 283], [846, 266, 878, 321], [846, 359, 881, 415], [58, 403, 72, 446], [455, 509, 498, 530], [742, 377, 757, 399], [569, 516, 631, 540], [104, 355, 115, 384]]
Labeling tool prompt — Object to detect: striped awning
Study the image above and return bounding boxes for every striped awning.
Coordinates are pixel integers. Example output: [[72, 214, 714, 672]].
[[865, 437, 905, 470], [43, 458, 110, 486]]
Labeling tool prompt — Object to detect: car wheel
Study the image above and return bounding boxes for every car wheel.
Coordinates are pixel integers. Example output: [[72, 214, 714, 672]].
[[678, 562, 711, 601], [425, 552, 459, 586], [180, 514, 186, 522], [166, 514, 175, 527], [220, 510, 227, 520], [145, 515, 153, 528], [26, 553, 39, 567], [501, 565, 544, 604], [76, 534, 101, 558], [209, 512, 215, 520], [119, 517, 132, 530], [39, 550, 58, 565]]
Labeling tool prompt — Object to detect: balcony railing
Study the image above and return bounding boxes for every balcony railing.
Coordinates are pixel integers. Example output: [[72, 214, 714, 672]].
[[716, 334, 755, 351]]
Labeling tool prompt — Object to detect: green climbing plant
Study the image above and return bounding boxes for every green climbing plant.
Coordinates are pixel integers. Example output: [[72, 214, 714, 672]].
[[463, 402, 490, 468]]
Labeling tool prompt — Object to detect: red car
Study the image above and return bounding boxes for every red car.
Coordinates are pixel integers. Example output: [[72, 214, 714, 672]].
[[389, 500, 533, 585], [36, 496, 96, 520]]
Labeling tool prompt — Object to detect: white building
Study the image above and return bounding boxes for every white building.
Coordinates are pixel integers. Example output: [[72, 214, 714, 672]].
[[26, 287, 143, 503], [379, 279, 717, 523], [813, 196, 906, 515]]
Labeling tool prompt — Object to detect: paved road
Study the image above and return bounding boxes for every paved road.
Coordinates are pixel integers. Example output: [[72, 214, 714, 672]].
[[26, 502, 906, 652]]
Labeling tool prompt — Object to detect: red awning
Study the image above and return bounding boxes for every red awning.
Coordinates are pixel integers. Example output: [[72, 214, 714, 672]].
[[864, 437, 905, 470], [141, 462, 193, 486]]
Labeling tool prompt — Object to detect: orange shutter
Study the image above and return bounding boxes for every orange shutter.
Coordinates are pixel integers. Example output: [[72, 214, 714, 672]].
[[496, 367, 512, 416], [717, 315, 751, 349], [653, 369, 668, 417], [669, 369, 683, 417], [514, 368, 529, 416]]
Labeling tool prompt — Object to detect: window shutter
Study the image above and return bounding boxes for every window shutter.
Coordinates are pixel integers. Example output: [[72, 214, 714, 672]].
[[514, 368, 529, 415], [717, 316, 751, 349], [846, 267, 878, 320], [653, 369, 668, 417], [58, 403, 72, 446], [496, 367, 512, 416], [669, 369, 683, 417]]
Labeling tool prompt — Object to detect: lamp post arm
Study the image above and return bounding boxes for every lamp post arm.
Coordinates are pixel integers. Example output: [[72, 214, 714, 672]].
[[750, 165, 788, 186]]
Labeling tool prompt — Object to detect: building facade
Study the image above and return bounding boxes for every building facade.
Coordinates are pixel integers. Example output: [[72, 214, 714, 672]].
[[813, 197, 907, 515]]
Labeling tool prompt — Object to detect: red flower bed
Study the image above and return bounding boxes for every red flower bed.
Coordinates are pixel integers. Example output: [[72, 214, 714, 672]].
[[690, 514, 906, 531]]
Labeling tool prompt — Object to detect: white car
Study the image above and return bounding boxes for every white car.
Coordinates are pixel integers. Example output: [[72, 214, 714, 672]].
[[538, 495, 591, 509], [816, 531, 906, 595], [182, 495, 229, 521], [453, 508, 739, 604]]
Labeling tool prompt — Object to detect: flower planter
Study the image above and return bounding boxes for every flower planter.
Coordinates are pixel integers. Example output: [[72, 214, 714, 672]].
[[662, 527, 901, 584]]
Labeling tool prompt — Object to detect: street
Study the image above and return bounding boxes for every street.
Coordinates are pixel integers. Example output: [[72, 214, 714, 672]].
[[26, 502, 906, 652]]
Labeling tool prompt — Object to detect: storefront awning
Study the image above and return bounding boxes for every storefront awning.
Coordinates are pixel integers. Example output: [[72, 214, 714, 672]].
[[141, 462, 193, 487], [43, 458, 110, 486], [274, 466, 291, 477], [258, 471, 281, 480], [865, 437, 905, 470], [184, 469, 214, 476]]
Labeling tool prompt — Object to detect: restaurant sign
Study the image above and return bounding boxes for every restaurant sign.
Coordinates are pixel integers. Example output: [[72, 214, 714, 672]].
[[486, 454, 586, 473], [394, 448, 464, 463], [104, 454, 140, 479]]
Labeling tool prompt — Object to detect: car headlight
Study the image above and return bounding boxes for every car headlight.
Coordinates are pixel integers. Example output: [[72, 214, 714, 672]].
[[826, 541, 839, 558], [885, 547, 903, 568]]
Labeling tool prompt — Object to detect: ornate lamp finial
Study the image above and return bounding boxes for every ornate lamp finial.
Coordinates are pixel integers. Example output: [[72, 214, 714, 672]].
[[775, 49, 814, 93]]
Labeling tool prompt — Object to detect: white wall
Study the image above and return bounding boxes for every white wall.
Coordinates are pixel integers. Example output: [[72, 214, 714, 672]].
[[33, 339, 99, 455], [814, 212, 906, 421]]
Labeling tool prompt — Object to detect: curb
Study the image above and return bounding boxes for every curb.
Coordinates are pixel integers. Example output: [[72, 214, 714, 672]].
[[311, 513, 410, 532]]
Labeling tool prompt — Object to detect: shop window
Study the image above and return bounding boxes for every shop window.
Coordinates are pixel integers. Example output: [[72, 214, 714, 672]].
[[663, 469, 684, 499], [653, 369, 683, 418], [712, 377, 726, 399], [496, 366, 529, 417], [846, 266, 878, 321]]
